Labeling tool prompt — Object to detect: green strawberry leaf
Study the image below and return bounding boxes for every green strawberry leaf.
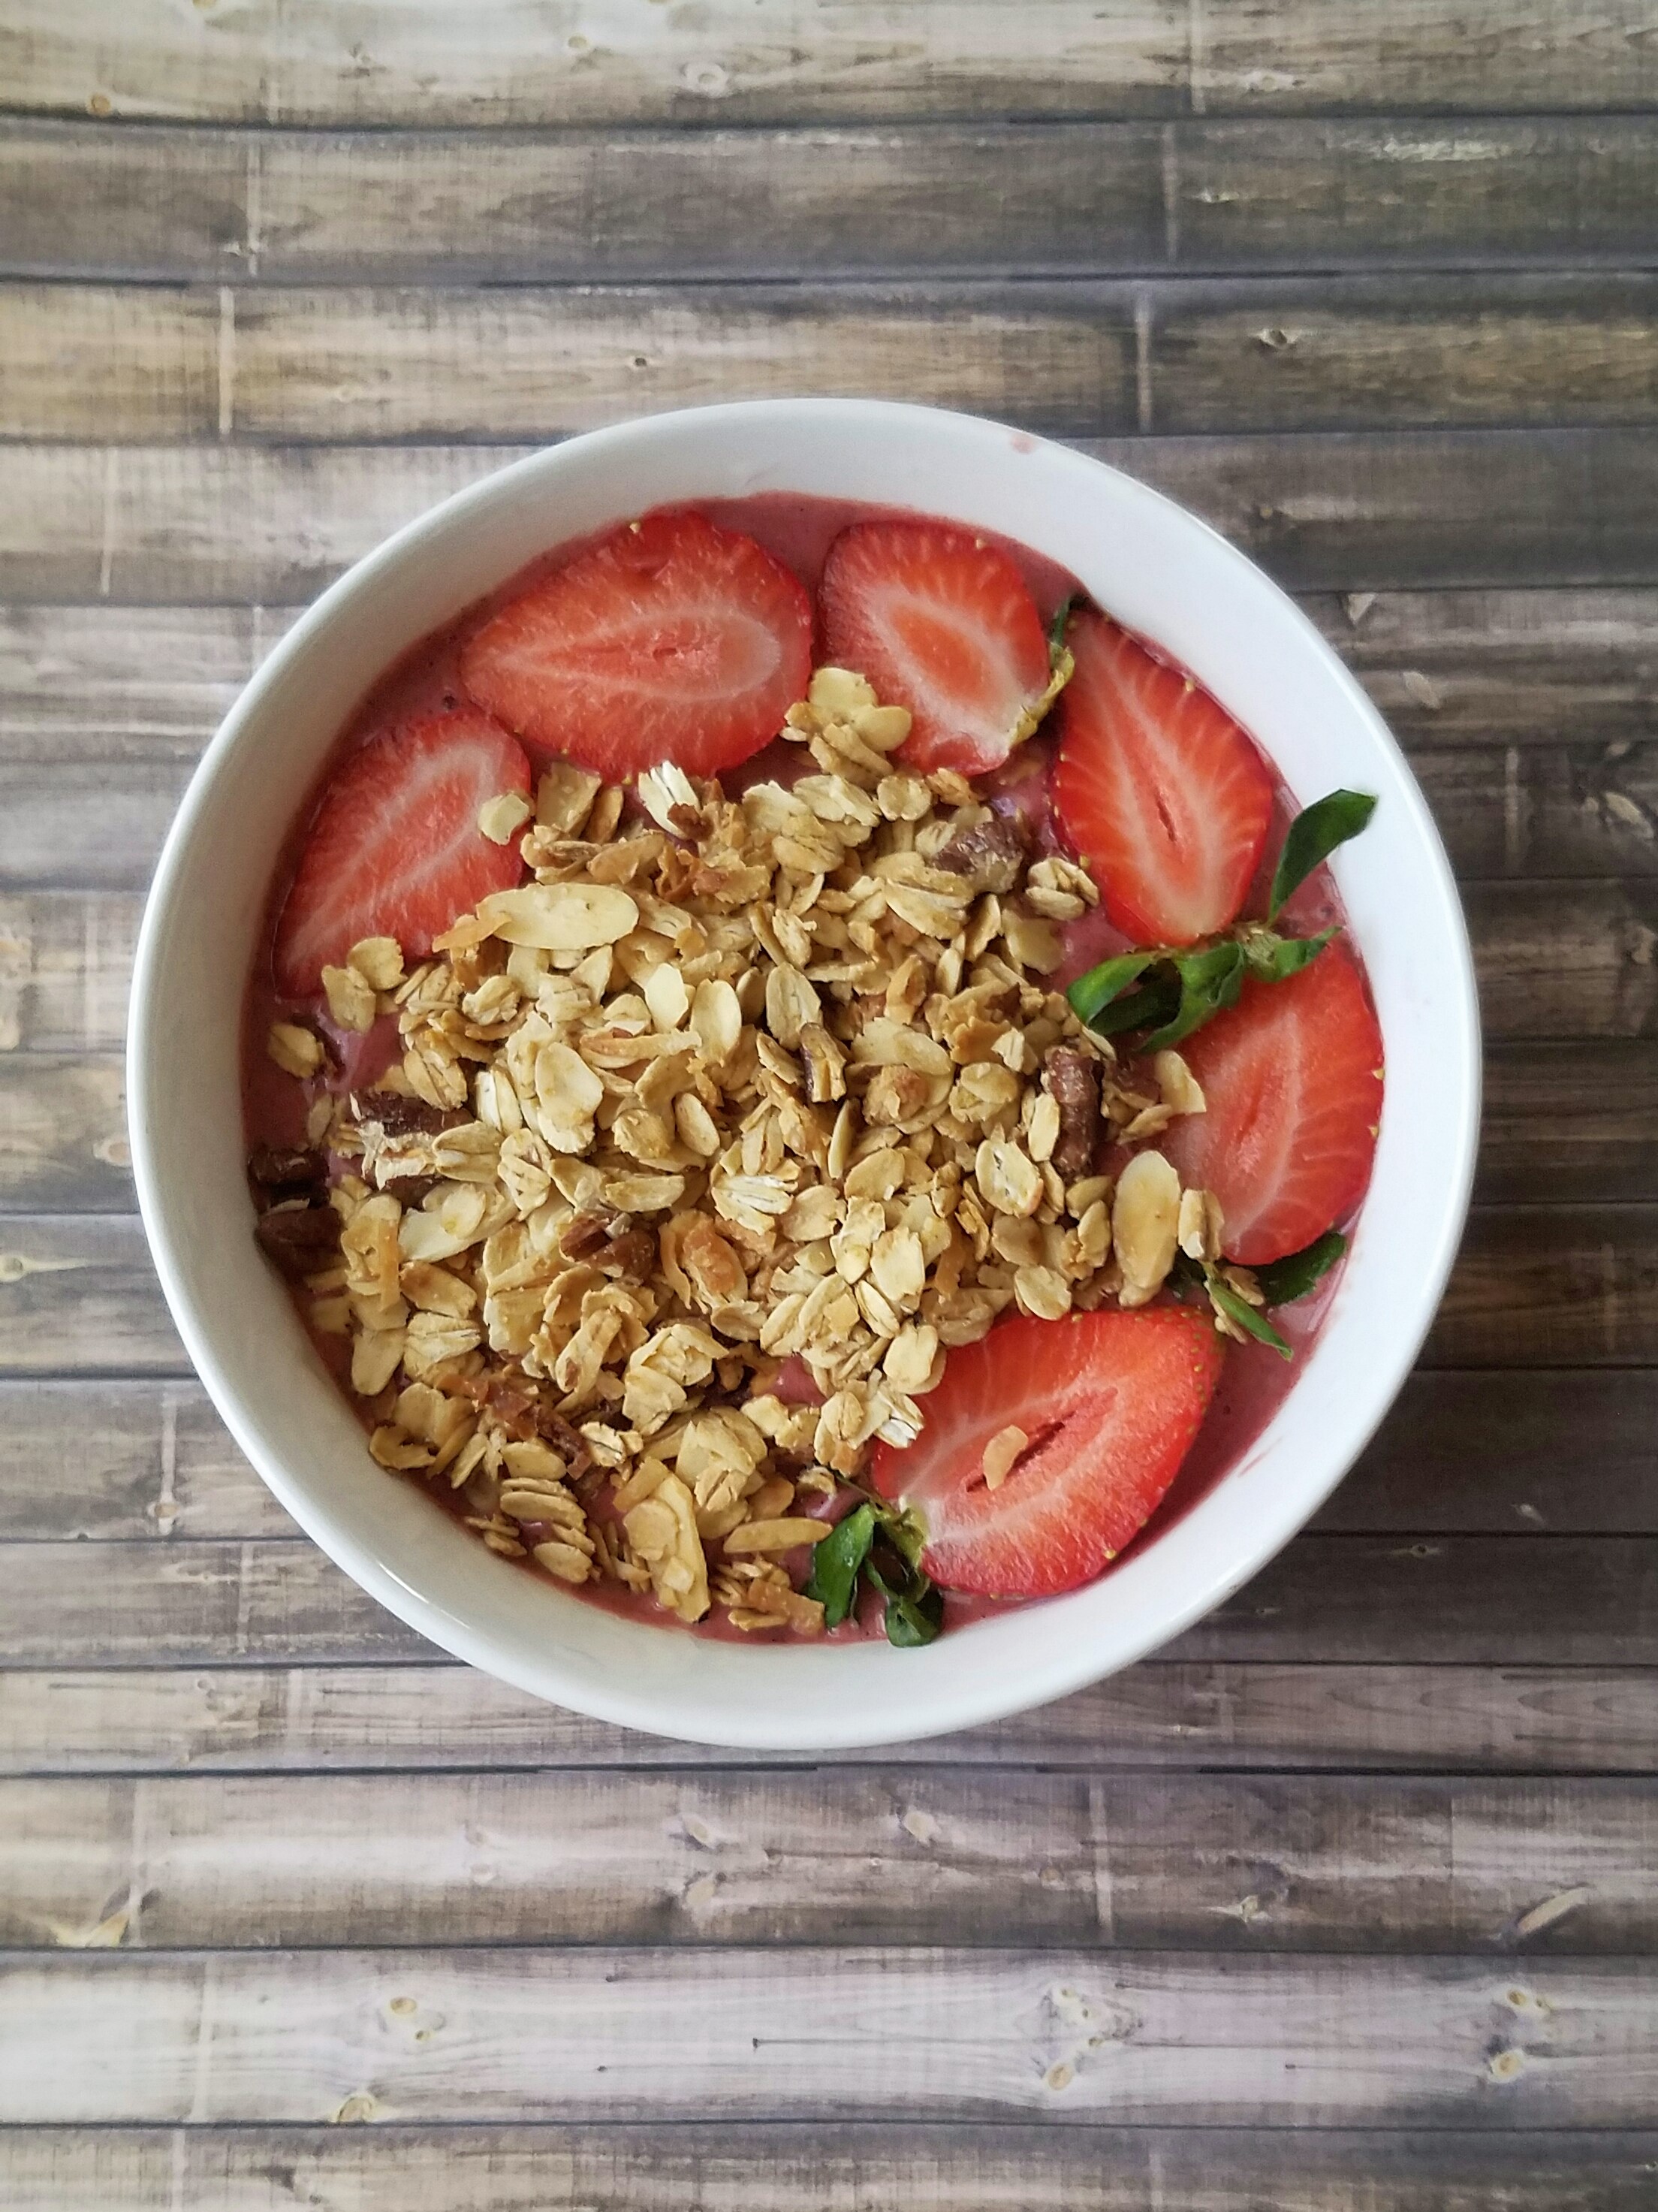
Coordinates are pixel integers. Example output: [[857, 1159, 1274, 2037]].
[[803, 1501, 875, 1630], [1238, 922, 1338, 983], [1252, 1230, 1348, 1307], [1207, 1272, 1292, 1359], [1268, 789, 1377, 920], [1066, 950, 1157, 1026], [867, 1561, 945, 1648], [1141, 940, 1247, 1051], [1048, 593, 1078, 665]]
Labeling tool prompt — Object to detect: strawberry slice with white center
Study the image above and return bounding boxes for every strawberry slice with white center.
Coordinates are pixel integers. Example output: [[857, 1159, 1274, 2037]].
[[818, 518, 1056, 774], [458, 510, 812, 780], [871, 1308, 1225, 1598], [1162, 943, 1385, 1265], [1053, 610, 1275, 946], [273, 708, 531, 996]]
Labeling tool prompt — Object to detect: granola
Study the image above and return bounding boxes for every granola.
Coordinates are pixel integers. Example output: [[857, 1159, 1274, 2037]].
[[254, 665, 1225, 1640]]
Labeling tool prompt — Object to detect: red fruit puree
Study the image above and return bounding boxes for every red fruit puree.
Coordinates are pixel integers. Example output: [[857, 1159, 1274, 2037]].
[[244, 493, 1375, 1646]]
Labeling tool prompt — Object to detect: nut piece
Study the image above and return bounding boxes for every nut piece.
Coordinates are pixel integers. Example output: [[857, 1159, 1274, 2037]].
[[1153, 1049, 1206, 1117], [981, 1423, 1029, 1491], [348, 936, 405, 991], [1177, 1186, 1225, 1263], [1043, 1049, 1100, 1181], [722, 1518, 834, 1555], [476, 882, 639, 949], [934, 813, 1029, 893], [267, 1021, 323, 1079], [623, 1471, 710, 1623], [1112, 1150, 1181, 1306], [537, 761, 603, 834], [478, 789, 534, 845], [321, 962, 378, 1033]]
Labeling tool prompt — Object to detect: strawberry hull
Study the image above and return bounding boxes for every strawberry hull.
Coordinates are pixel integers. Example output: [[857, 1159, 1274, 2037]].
[[243, 490, 1376, 1646]]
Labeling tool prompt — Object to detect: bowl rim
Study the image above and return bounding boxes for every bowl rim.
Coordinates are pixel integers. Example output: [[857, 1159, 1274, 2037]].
[[128, 397, 1482, 1749]]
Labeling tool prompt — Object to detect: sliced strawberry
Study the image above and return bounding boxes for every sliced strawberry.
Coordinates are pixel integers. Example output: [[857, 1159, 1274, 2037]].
[[273, 708, 531, 995], [1053, 611, 1274, 946], [458, 510, 812, 780], [871, 1308, 1224, 1598], [1161, 943, 1385, 1265], [818, 519, 1054, 774]]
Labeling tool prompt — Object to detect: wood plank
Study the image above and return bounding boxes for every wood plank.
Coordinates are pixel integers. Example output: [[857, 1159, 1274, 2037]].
[[1145, 273, 1658, 436], [11, 118, 1658, 285], [7, 1660, 1658, 1779], [1477, 1043, 1658, 1205], [8, 2125, 1658, 2212], [1429, 1205, 1658, 1366], [10, 432, 1658, 605], [8, 276, 1658, 444], [4, 1770, 1654, 1954], [0, 604, 267, 757], [4, 2, 1653, 125], [0, 1215, 182, 1375], [1, 282, 1141, 443], [1468, 882, 1658, 1042], [0, 1381, 297, 1541], [14, 592, 1658, 766], [0, 892, 141, 1053], [1315, 1369, 1658, 1535], [9, 880, 1654, 1056], [0, 1946, 1652, 2125], [8, 1365, 1653, 1545], [2, 1532, 1654, 1669], [0, 1057, 130, 1211], [1304, 587, 1658, 743]]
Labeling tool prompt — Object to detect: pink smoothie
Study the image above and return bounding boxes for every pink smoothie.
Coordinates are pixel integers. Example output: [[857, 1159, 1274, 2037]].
[[243, 493, 1371, 1643]]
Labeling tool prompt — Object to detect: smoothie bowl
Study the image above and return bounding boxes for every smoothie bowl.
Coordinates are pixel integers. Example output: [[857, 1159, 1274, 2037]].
[[129, 400, 1479, 1749]]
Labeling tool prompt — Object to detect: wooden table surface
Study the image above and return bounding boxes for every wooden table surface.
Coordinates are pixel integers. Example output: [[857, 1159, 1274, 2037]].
[[4, 5, 1658, 2206]]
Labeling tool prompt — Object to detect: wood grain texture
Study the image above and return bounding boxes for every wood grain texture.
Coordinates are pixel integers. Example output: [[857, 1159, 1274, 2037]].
[[8, 1661, 1658, 1779], [2, 1532, 1654, 1668], [8, 276, 1658, 444], [13, 432, 1658, 605], [8, 2125, 1658, 2212], [6, 2, 1656, 124], [11, 117, 1658, 285], [0, 1057, 131, 1210], [1, 1946, 1652, 2125], [6, 1365, 1652, 1544], [4, 1770, 1654, 1953], [6, 882, 1653, 1056]]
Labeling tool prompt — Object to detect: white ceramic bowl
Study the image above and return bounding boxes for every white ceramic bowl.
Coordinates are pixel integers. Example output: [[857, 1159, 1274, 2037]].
[[129, 399, 1479, 1749]]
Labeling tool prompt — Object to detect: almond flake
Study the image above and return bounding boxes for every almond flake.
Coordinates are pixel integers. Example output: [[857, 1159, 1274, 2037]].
[[478, 789, 534, 845], [477, 881, 639, 950]]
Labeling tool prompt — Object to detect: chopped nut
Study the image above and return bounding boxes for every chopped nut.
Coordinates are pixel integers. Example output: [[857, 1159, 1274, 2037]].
[[478, 789, 534, 845], [935, 813, 1028, 893], [1043, 1048, 1100, 1181]]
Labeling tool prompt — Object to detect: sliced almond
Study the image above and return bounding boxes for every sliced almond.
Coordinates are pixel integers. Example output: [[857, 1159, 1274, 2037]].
[[477, 881, 639, 949], [1113, 1149, 1181, 1304]]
